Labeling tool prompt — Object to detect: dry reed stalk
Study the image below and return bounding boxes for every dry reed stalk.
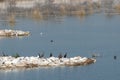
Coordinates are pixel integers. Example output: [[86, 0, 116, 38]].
[[32, 8, 43, 20], [114, 4, 120, 13], [59, 5, 66, 16], [8, 14, 16, 27], [76, 7, 86, 17]]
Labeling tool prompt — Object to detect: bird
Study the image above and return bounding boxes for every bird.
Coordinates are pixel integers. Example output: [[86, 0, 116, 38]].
[[2, 52, 6, 56], [58, 53, 62, 59], [64, 53, 67, 58], [114, 56, 117, 60], [50, 40, 54, 43], [92, 53, 100, 58], [38, 52, 44, 58], [38, 53, 41, 58], [50, 53, 53, 57]]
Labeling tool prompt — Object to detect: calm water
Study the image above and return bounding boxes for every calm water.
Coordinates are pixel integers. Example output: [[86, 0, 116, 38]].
[[0, 13, 120, 80]]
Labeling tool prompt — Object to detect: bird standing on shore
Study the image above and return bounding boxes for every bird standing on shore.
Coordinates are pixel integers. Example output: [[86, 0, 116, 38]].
[[64, 53, 67, 58], [38, 52, 44, 58], [50, 53, 53, 57], [58, 53, 62, 59]]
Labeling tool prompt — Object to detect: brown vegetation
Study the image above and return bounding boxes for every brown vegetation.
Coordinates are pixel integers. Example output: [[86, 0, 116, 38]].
[[32, 8, 43, 20], [59, 5, 66, 15], [0, 0, 4, 2], [8, 14, 16, 27], [114, 4, 120, 13]]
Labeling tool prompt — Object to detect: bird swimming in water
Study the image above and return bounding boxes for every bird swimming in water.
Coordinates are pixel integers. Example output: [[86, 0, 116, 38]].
[[114, 56, 117, 60], [92, 53, 100, 58], [50, 40, 54, 43]]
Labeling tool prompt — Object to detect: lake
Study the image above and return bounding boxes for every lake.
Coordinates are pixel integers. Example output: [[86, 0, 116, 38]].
[[0, 13, 120, 80]]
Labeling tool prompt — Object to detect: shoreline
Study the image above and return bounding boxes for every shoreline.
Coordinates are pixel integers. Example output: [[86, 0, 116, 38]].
[[0, 0, 119, 18]]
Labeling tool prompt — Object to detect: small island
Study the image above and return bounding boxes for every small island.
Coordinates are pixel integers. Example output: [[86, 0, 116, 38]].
[[0, 56, 96, 70], [0, 29, 30, 37]]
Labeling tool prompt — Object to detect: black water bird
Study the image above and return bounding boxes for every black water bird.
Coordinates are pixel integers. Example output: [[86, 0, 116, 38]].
[[2, 52, 8, 56], [50, 40, 54, 43], [58, 53, 62, 59], [64, 53, 67, 58], [50, 53, 53, 57], [38, 53, 44, 58], [92, 54, 96, 58], [92, 53, 100, 58], [2, 52, 6, 56], [114, 56, 117, 60]]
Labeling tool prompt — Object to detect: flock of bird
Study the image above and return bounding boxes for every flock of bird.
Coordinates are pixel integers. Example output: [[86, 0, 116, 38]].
[[38, 52, 67, 59]]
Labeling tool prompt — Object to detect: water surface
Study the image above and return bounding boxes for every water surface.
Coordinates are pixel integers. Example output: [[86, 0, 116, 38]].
[[0, 13, 120, 80]]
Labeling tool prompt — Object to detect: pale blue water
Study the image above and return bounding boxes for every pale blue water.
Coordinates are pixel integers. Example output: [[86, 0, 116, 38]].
[[0, 13, 120, 80]]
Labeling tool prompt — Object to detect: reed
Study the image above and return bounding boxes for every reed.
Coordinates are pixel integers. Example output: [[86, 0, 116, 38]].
[[43, 8, 50, 16], [76, 7, 86, 17], [8, 14, 16, 27], [59, 5, 66, 16], [32, 8, 43, 20], [86, 2, 94, 14], [114, 4, 120, 13], [115, 4, 120, 10]]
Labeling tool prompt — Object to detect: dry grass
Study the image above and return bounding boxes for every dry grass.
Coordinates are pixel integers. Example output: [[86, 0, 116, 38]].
[[0, 0, 103, 20], [8, 14, 16, 27], [59, 5, 66, 16], [32, 8, 43, 20], [114, 4, 120, 13], [76, 10, 86, 16], [75, 7, 86, 16], [114, 5, 120, 10]]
